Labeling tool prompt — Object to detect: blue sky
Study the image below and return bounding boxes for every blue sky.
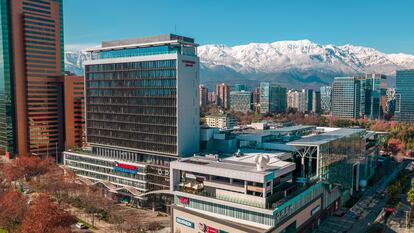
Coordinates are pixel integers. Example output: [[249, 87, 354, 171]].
[[64, 0, 414, 54]]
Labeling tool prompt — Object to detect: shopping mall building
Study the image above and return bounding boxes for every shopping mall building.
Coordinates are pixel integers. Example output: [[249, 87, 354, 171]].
[[170, 127, 386, 233]]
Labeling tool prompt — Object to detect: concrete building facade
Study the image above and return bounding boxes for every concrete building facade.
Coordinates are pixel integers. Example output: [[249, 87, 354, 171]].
[[64, 75, 85, 150], [216, 83, 230, 110], [64, 34, 200, 207]]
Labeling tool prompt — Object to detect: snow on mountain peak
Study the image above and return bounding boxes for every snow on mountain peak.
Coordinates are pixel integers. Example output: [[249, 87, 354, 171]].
[[65, 39, 414, 87]]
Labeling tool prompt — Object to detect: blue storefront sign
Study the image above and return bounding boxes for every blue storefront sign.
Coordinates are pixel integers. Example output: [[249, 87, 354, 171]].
[[176, 217, 195, 228]]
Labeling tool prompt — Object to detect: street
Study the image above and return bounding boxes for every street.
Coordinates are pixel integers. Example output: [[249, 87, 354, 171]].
[[316, 160, 408, 233]]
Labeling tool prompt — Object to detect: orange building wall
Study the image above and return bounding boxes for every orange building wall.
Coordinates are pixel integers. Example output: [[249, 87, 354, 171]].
[[64, 76, 85, 149]]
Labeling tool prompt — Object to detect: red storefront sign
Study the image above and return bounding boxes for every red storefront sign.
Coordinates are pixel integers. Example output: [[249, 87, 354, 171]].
[[384, 207, 395, 213], [206, 226, 219, 233], [114, 161, 137, 170], [179, 197, 189, 204]]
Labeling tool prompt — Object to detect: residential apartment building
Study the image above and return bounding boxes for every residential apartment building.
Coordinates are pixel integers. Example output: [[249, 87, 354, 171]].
[[287, 90, 301, 111], [64, 34, 200, 207], [0, 0, 64, 158], [205, 114, 237, 129], [320, 86, 332, 114], [216, 83, 230, 110], [199, 84, 208, 110]]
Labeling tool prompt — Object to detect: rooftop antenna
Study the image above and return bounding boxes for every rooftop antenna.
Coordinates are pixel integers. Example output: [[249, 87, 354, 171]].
[[174, 24, 177, 34]]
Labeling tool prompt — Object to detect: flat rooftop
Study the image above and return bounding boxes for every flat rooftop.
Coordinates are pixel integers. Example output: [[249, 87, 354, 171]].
[[287, 128, 365, 146], [102, 34, 194, 47], [269, 125, 316, 133], [87, 34, 196, 52], [234, 125, 316, 137], [173, 148, 295, 178]]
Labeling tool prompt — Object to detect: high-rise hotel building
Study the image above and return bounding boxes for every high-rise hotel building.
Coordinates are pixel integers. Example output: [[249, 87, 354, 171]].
[[64, 34, 200, 206], [0, 0, 64, 158]]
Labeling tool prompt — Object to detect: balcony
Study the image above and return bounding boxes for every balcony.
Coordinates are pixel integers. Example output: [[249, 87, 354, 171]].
[[175, 182, 267, 209]]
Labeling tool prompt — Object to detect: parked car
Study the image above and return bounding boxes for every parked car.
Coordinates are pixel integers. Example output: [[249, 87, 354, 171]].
[[75, 222, 87, 229]]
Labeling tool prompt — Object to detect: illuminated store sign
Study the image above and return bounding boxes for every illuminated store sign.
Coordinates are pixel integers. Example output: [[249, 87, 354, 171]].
[[176, 217, 194, 228], [198, 223, 228, 233], [113, 161, 138, 174], [179, 197, 189, 204]]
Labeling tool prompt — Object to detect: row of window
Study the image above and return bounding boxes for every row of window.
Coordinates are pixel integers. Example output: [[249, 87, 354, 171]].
[[95, 47, 179, 60], [69, 168, 147, 190], [87, 96, 176, 106], [88, 121, 177, 135], [88, 136, 177, 154], [87, 129, 177, 144], [87, 105, 176, 116], [92, 147, 174, 166], [65, 160, 146, 181], [86, 60, 176, 72], [87, 88, 176, 97], [86, 70, 176, 80], [87, 79, 176, 88], [87, 113, 176, 126]]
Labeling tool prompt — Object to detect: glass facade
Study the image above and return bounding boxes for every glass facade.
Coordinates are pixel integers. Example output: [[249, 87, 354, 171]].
[[65, 154, 147, 191], [318, 132, 364, 190], [86, 59, 178, 154], [0, 0, 15, 154], [395, 70, 414, 122], [91, 44, 196, 60], [260, 82, 287, 114], [230, 91, 252, 112], [175, 196, 275, 226], [331, 77, 361, 119]]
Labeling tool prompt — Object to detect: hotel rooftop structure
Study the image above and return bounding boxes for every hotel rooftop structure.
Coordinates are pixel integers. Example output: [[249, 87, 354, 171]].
[[171, 126, 386, 233]]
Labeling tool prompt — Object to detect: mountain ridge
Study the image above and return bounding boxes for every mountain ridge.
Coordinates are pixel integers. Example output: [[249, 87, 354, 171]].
[[65, 40, 414, 88]]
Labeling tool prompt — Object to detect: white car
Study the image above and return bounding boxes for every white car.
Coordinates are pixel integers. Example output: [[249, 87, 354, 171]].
[[75, 223, 87, 229]]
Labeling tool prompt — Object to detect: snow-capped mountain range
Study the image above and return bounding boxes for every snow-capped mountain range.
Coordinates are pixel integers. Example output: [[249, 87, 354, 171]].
[[65, 40, 414, 88]]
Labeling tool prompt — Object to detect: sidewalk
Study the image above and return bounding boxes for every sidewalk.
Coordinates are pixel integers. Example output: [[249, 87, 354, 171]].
[[68, 206, 114, 233]]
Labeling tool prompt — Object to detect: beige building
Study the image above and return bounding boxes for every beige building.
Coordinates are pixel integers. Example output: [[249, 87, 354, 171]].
[[205, 115, 237, 129]]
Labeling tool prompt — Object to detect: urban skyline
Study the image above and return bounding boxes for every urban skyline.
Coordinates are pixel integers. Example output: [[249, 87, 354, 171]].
[[1, 1, 414, 233]]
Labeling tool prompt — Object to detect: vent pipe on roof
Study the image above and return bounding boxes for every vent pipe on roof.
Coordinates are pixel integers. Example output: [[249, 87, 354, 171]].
[[254, 154, 270, 171]]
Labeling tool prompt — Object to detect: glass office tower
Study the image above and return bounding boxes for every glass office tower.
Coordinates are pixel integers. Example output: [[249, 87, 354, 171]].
[[259, 82, 287, 114], [395, 70, 414, 122], [359, 74, 386, 120], [331, 77, 361, 119], [0, 0, 15, 155], [0, 0, 64, 157]]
